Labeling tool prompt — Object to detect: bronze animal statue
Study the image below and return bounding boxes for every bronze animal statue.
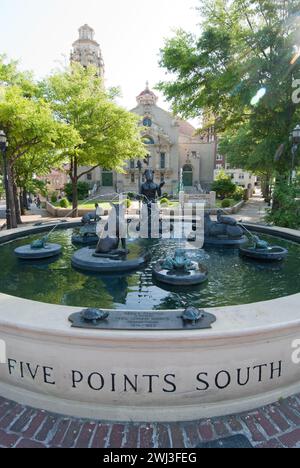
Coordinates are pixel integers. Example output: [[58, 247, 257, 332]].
[[162, 249, 197, 272], [31, 236, 48, 249], [81, 203, 103, 225], [204, 211, 244, 240], [94, 203, 127, 257]]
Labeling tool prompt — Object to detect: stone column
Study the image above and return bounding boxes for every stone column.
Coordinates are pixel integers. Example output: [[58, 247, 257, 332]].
[[210, 191, 216, 208]]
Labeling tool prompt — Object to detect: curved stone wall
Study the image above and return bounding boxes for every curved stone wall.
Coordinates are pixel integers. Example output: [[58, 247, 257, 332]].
[[0, 223, 299, 422]]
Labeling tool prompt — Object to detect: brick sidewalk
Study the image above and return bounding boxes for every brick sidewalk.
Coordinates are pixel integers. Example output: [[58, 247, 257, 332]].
[[0, 395, 300, 448]]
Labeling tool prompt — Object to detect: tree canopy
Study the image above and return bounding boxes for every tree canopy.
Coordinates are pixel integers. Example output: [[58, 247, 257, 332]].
[[158, 0, 300, 185], [0, 56, 79, 226], [0, 57, 146, 225], [43, 64, 146, 215]]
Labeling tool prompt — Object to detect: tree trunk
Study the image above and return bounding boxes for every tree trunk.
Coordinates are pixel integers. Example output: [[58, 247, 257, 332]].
[[19, 189, 27, 215], [23, 190, 29, 211], [72, 157, 78, 218], [261, 175, 271, 203], [13, 179, 22, 225], [19, 193, 25, 216]]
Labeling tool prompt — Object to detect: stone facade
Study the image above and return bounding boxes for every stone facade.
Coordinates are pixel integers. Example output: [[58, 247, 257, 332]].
[[214, 168, 258, 190], [70, 24, 105, 77], [71, 25, 217, 197], [80, 83, 217, 196]]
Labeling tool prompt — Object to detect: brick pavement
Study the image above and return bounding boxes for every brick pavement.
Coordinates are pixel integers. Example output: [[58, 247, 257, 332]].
[[0, 395, 300, 448]]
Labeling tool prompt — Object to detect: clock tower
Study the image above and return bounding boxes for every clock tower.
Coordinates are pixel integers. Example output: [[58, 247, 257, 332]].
[[70, 24, 105, 78]]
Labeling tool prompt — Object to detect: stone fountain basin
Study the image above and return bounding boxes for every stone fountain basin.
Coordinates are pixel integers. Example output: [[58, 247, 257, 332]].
[[71, 246, 150, 273], [14, 243, 62, 260], [0, 222, 299, 422], [153, 261, 208, 286], [239, 245, 289, 262]]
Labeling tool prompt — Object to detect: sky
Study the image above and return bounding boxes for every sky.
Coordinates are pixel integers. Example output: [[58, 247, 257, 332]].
[[0, 0, 201, 116]]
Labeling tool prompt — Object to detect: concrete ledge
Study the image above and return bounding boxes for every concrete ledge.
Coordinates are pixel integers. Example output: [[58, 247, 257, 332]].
[[0, 221, 80, 244], [209, 200, 245, 216], [46, 201, 110, 218], [244, 223, 300, 243], [0, 223, 299, 422]]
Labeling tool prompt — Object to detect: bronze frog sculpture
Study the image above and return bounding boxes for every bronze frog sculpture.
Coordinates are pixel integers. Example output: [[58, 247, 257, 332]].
[[252, 235, 270, 250], [162, 249, 197, 272], [31, 236, 48, 250]]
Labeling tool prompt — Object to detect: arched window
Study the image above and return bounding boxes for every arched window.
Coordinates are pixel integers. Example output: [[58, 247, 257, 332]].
[[142, 136, 155, 145], [160, 153, 166, 169], [143, 117, 152, 127]]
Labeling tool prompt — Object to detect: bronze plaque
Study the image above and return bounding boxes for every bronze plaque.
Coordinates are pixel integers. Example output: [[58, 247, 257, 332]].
[[69, 310, 216, 331]]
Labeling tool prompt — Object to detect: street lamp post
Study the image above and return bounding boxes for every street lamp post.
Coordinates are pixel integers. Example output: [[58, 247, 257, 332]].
[[290, 124, 300, 184], [0, 130, 11, 229]]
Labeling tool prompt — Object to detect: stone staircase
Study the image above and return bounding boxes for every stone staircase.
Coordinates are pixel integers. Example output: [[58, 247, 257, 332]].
[[89, 187, 118, 200]]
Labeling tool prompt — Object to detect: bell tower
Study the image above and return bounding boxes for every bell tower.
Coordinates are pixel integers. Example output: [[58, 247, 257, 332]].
[[70, 24, 105, 77]]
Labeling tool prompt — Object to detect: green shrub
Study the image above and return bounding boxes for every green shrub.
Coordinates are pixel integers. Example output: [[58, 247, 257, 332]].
[[212, 171, 236, 199], [266, 181, 300, 228], [233, 186, 245, 202], [160, 198, 170, 206], [64, 181, 89, 202], [59, 198, 69, 208], [221, 198, 231, 208], [50, 193, 58, 204]]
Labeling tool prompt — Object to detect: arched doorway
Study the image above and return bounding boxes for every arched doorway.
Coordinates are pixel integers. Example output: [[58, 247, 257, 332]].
[[182, 164, 193, 187]]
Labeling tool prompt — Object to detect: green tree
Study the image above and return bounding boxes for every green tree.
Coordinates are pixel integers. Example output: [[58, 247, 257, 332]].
[[211, 170, 237, 198], [0, 57, 79, 228], [13, 147, 64, 214], [158, 0, 300, 198], [43, 64, 146, 217]]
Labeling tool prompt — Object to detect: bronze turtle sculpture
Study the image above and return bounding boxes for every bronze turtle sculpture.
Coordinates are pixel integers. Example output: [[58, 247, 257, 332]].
[[181, 307, 204, 325], [80, 308, 109, 325]]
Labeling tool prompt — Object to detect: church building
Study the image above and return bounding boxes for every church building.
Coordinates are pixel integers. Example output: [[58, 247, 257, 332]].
[[71, 25, 217, 196]]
